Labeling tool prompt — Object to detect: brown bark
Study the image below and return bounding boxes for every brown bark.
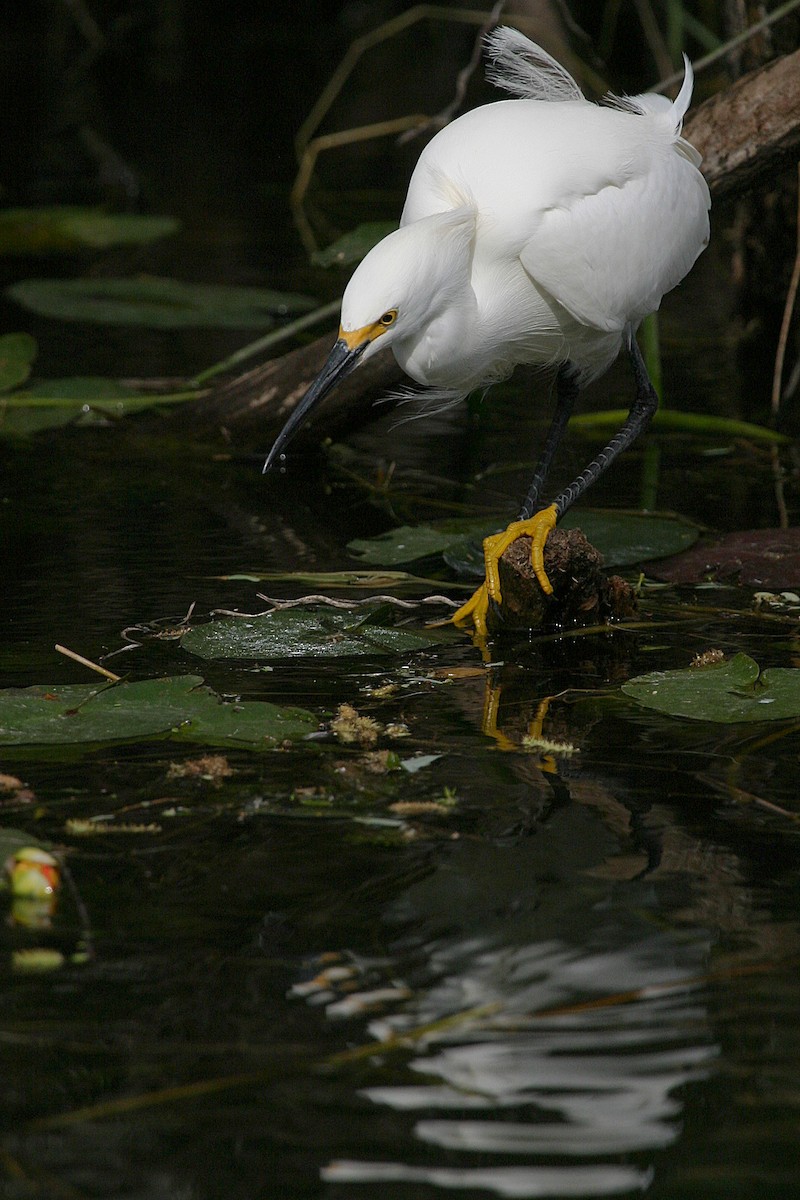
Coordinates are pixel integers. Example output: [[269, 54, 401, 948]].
[[183, 335, 403, 447], [684, 47, 800, 198]]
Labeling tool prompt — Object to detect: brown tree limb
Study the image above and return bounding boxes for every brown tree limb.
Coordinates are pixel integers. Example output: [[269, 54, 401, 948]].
[[684, 46, 800, 198], [182, 334, 403, 449]]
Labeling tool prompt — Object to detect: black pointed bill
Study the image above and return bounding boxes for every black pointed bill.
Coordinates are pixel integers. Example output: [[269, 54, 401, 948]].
[[262, 337, 366, 474]]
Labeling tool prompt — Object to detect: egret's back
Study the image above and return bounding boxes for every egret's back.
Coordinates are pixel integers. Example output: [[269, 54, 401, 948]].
[[400, 33, 709, 380]]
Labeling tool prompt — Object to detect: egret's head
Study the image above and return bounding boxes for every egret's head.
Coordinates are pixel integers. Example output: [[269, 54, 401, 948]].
[[263, 210, 474, 473], [340, 212, 474, 359]]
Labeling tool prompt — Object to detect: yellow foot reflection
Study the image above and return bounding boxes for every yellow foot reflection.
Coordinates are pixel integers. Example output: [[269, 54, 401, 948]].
[[451, 505, 559, 637]]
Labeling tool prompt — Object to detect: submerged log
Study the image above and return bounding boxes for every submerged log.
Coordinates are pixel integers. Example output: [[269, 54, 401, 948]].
[[182, 335, 402, 448]]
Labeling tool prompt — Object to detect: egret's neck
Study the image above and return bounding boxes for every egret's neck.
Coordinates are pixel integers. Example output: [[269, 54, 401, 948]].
[[393, 290, 480, 389]]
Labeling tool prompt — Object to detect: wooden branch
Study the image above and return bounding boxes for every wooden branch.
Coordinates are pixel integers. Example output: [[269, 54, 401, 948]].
[[685, 47, 800, 197], [179, 334, 404, 447]]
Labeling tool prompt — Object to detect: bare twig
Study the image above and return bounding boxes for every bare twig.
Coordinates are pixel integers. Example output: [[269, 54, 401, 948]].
[[771, 162, 800, 418], [398, 0, 507, 145], [291, 4, 605, 253], [294, 5, 596, 160], [653, 0, 800, 91], [769, 163, 800, 530], [632, 0, 673, 80], [55, 644, 121, 683], [292, 115, 428, 255]]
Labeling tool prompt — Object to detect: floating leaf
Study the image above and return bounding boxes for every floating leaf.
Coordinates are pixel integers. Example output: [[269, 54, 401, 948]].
[[0, 828, 53, 873], [348, 520, 498, 567], [649, 528, 800, 589], [0, 676, 317, 750], [621, 654, 800, 723], [348, 511, 698, 573], [7, 276, 317, 329], [181, 606, 452, 661], [0, 377, 190, 436], [312, 222, 397, 268], [564, 510, 699, 568], [0, 208, 180, 254], [0, 333, 37, 393], [25, 377, 140, 402]]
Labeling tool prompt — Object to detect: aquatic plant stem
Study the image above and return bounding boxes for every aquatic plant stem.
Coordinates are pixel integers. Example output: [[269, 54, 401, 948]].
[[768, 162, 800, 529], [190, 300, 342, 387]]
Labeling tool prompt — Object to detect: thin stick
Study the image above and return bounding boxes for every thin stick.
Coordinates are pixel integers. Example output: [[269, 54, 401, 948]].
[[398, 0, 507, 145], [771, 161, 800, 418], [190, 300, 342, 386], [55, 645, 121, 683], [292, 115, 429, 254], [653, 0, 800, 91], [294, 5, 600, 161], [633, 0, 673, 80], [768, 162, 800, 530]]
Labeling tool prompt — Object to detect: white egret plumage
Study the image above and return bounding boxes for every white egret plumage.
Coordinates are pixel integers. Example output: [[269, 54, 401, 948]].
[[264, 27, 710, 637]]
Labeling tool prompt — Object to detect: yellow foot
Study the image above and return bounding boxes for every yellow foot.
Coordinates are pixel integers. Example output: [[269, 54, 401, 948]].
[[450, 505, 559, 637], [451, 582, 491, 639]]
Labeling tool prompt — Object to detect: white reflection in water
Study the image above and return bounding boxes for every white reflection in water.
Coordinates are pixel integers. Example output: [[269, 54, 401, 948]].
[[322, 1159, 655, 1196], [329, 934, 717, 1196], [315, 804, 719, 1196]]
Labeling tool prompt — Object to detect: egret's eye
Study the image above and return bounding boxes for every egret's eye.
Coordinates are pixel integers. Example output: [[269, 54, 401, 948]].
[[379, 310, 397, 327]]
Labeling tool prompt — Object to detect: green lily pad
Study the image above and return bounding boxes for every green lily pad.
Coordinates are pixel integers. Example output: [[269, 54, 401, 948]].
[[24, 377, 141, 402], [621, 653, 800, 722], [0, 333, 37, 393], [181, 606, 451, 661], [348, 511, 698, 574], [0, 376, 184, 436], [564, 510, 699, 568], [312, 222, 397, 268], [348, 519, 498, 567], [7, 276, 317, 329], [0, 676, 318, 750], [0, 208, 180, 254]]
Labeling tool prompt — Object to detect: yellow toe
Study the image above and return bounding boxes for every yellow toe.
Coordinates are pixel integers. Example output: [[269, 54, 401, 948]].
[[450, 505, 559, 638], [483, 506, 558, 601], [528, 504, 558, 595], [451, 583, 491, 638]]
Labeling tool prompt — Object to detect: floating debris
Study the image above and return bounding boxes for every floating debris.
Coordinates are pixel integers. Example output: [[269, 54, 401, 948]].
[[330, 703, 383, 748], [6, 846, 60, 898]]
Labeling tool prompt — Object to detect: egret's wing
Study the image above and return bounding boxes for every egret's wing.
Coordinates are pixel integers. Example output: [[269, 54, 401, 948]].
[[520, 148, 710, 336], [484, 27, 583, 101]]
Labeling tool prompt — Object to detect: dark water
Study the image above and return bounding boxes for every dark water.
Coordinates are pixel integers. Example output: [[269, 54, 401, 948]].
[[2, 247, 800, 1200], [2, 0, 800, 1172]]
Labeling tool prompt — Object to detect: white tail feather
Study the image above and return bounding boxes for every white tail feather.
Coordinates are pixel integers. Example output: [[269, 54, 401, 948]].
[[484, 27, 583, 102], [607, 54, 695, 132]]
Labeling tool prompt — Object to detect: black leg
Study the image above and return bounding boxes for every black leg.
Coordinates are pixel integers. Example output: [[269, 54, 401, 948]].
[[517, 363, 580, 521], [550, 334, 658, 519]]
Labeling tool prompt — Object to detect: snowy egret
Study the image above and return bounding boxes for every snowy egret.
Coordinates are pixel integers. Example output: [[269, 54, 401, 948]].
[[264, 27, 710, 637]]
